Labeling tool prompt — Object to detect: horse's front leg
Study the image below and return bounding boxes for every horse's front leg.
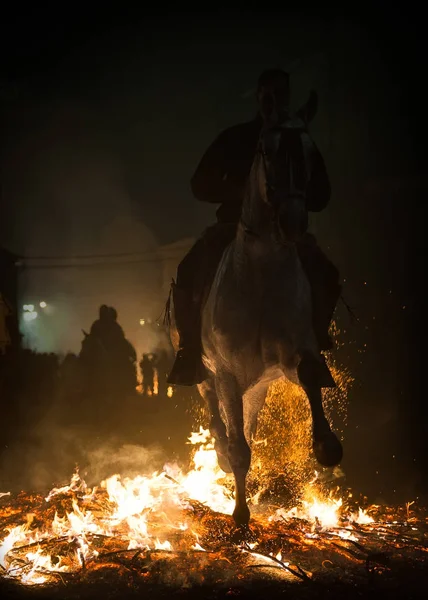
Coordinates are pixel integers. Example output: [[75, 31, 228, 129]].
[[298, 355, 343, 467], [198, 378, 231, 473], [216, 372, 251, 527]]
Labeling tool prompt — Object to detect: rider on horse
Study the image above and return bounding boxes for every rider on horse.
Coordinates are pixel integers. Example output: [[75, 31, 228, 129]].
[[168, 69, 341, 387]]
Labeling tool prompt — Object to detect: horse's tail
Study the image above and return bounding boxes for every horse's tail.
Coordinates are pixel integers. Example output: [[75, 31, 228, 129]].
[[161, 279, 175, 330]]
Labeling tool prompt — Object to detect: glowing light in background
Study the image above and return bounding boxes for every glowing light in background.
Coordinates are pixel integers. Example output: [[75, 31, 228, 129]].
[[139, 317, 154, 326], [39, 301, 47, 308], [23, 311, 38, 322]]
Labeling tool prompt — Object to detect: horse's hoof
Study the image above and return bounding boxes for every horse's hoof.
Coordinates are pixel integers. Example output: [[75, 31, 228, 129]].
[[231, 525, 255, 544], [233, 506, 250, 529], [216, 450, 232, 474], [313, 432, 343, 467]]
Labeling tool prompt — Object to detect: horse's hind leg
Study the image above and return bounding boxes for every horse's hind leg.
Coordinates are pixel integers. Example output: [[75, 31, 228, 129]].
[[198, 378, 231, 473], [298, 354, 343, 467], [216, 372, 251, 527]]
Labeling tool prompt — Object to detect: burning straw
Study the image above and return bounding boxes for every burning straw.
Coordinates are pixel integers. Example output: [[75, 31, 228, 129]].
[[1, 325, 427, 591], [1, 428, 427, 590]]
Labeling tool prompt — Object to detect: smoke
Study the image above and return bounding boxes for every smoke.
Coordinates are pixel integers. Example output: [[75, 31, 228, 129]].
[[1, 95, 174, 360], [82, 439, 167, 485], [0, 96, 188, 496], [0, 408, 168, 493]]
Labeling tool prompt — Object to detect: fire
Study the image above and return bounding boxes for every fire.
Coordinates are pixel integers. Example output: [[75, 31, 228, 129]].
[[272, 486, 373, 533], [0, 428, 234, 585], [0, 327, 426, 589], [153, 369, 159, 395], [169, 428, 235, 514], [277, 493, 343, 530], [0, 430, 426, 589], [2, 426, 420, 589]]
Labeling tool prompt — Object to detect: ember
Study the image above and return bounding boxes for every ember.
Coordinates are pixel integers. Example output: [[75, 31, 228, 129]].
[[1, 427, 427, 590], [1, 327, 427, 594]]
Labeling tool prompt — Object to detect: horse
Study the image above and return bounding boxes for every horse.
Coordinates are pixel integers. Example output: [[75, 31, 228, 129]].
[[167, 97, 343, 528]]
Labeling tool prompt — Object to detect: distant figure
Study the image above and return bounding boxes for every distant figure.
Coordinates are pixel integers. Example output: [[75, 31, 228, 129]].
[[90, 304, 125, 343], [155, 349, 170, 398], [89, 304, 109, 338], [140, 353, 155, 396], [80, 305, 137, 398], [118, 338, 137, 394]]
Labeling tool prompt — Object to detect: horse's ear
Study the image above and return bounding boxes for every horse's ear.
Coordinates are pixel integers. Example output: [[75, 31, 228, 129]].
[[82, 329, 88, 337], [296, 90, 318, 125]]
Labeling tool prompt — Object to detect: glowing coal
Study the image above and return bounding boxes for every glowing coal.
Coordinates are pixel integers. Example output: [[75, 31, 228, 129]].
[[2, 427, 422, 588]]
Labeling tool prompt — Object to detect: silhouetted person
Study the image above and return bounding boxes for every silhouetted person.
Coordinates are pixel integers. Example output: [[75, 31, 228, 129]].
[[81, 305, 136, 401], [89, 304, 109, 338], [117, 338, 137, 394], [90, 304, 125, 343], [155, 349, 170, 398], [140, 353, 155, 396]]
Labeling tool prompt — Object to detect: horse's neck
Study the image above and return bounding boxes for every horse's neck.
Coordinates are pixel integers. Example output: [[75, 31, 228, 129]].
[[240, 161, 269, 234], [232, 222, 299, 297], [231, 144, 301, 287]]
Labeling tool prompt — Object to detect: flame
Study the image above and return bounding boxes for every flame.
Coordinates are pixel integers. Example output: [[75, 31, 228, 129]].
[[0, 428, 235, 585], [0, 425, 382, 588], [138, 370, 162, 396], [280, 495, 343, 530], [153, 369, 159, 395], [0, 325, 421, 587], [272, 488, 373, 531], [0, 427, 421, 588]]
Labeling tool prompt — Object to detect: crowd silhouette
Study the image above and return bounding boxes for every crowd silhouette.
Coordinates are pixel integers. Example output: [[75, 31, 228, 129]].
[[0, 305, 194, 458], [0, 304, 199, 494]]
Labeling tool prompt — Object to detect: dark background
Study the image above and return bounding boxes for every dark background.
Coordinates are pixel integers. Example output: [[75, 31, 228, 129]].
[[0, 6, 426, 502]]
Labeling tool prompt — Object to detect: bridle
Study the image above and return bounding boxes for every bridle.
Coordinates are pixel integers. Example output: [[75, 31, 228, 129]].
[[239, 136, 277, 238], [239, 127, 308, 243]]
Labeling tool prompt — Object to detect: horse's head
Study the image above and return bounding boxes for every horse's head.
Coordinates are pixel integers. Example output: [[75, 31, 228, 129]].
[[256, 121, 311, 243], [248, 91, 318, 244]]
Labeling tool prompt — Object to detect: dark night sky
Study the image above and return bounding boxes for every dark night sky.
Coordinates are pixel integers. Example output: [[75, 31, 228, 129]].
[[1, 8, 425, 241], [1, 7, 426, 499]]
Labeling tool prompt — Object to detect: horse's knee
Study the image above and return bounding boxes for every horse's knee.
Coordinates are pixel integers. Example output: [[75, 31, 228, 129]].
[[210, 416, 227, 441]]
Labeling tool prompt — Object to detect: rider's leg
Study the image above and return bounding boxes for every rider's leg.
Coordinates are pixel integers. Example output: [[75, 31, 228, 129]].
[[167, 223, 236, 386], [167, 236, 207, 386], [297, 236, 341, 351]]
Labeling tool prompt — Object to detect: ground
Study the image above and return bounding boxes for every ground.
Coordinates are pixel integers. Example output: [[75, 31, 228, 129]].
[[1, 496, 427, 600]]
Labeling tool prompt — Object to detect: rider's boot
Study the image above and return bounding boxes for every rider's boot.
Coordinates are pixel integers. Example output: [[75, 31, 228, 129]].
[[167, 283, 208, 386]]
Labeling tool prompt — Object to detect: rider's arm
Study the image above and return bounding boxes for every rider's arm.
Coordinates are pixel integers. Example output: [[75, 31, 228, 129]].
[[190, 128, 241, 205], [306, 143, 331, 212]]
